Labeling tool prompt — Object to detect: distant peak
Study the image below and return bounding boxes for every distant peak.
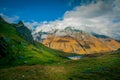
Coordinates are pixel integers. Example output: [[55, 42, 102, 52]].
[[18, 20, 24, 25], [16, 20, 24, 27]]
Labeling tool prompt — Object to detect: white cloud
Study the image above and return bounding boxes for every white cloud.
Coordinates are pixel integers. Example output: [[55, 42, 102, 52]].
[[24, 21, 41, 30], [34, 0, 120, 40], [0, 13, 19, 23], [62, 0, 120, 39]]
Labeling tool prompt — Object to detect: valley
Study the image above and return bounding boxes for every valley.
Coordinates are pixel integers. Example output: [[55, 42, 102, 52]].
[[0, 51, 120, 80], [0, 14, 120, 80]]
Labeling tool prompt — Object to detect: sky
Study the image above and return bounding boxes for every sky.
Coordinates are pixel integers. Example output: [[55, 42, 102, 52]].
[[0, 0, 83, 22], [0, 0, 120, 40]]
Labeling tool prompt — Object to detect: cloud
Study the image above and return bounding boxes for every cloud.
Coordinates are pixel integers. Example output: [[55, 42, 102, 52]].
[[67, 0, 97, 7], [63, 0, 120, 39], [34, 0, 120, 40], [0, 13, 19, 23], [24, 21, 41, 31]]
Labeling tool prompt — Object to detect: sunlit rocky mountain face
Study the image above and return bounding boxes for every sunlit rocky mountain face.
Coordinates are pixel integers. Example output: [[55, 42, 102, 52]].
[[33, 27, 120, 54]]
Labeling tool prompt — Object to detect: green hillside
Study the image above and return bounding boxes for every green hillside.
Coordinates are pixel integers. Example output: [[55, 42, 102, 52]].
[[0, 17, 66, 68], [0, 17, 120, 80]]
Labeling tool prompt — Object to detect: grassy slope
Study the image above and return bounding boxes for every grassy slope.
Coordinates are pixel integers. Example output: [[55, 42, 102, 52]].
[[0, 51, 120, 80], [0, 19, 120, 80], [0, 20, 66, 68]]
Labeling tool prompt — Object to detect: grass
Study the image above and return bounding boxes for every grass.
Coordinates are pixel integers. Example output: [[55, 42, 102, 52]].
[[0, 21, 25, 41], [0, 19, 67, 68], [0, 40, 67, 68], [0, 18, 120, 80], [0, 51, 120, 80]]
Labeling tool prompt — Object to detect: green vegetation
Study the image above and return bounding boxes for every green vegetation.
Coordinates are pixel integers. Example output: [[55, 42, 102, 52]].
[[0, 51, 120, 80], [0, 18, 67, 68], [0, 17, 120, 80]]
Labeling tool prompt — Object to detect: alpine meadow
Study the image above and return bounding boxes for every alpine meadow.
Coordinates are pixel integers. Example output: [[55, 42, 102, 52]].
[[0, 0, 120, 80]]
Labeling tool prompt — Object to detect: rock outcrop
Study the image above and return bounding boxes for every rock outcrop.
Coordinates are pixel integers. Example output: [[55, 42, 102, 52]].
[[15, 21, 34, 44], [40, 27, 120, 54]]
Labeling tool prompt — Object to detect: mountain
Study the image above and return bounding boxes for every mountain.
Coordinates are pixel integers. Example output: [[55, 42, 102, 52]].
[[0, 17, 66, 67], [91, 32, 110, 38], [0, 17, 120, 80], [33, 27, 120, 54], [14, 21, 34, 44]]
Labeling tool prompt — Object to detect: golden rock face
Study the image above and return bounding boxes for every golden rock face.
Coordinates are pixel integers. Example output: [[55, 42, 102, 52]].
[[42, 32, 120, 54]]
